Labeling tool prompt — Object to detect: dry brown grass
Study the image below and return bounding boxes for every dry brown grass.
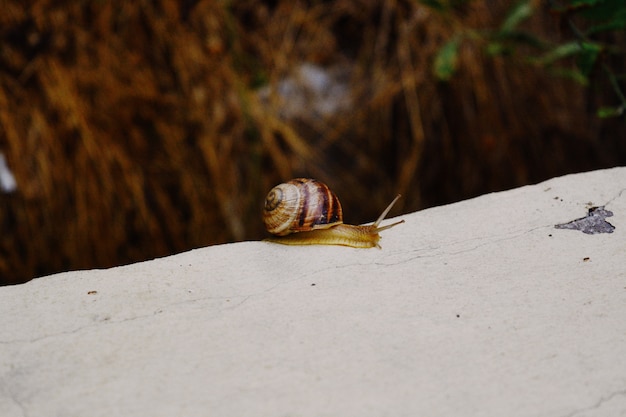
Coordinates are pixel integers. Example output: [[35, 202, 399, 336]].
[[0, 0, 623, 285]]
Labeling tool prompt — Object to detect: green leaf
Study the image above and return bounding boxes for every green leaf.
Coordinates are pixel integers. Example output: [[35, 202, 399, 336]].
[[493, 30, 546, 49], [547, 67, 589, 85], [571, 0, 604, 6], [597, 105, 624, 118], [433, 38, 460, 81], [574, 0, 625, 21], [576, 42, 602, 76], [500, 1, 533, 33], [586, 9, 626, 34], [418, 0, 472, 12], [418, 0, 446, 11], [486, 42, 509, 56], [537, 42, 582, 65]]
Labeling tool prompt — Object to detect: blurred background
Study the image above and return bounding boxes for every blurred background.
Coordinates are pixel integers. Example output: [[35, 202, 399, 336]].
[[0, 0, 624, 285]]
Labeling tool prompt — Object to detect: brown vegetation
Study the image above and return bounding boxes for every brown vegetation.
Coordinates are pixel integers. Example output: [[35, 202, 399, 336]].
[[0, 0, 624, 285]]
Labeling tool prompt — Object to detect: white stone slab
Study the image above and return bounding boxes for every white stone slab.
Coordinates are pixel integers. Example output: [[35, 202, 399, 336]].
[[1, 167, 625, 417]]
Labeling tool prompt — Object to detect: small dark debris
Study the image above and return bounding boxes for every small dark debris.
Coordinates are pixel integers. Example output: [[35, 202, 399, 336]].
[[311, 283, 316, 286], [555, 206, 615, 234], [583, 257, 590, 262], [456, 314, 460, 318], [87, 290, 97, 295]]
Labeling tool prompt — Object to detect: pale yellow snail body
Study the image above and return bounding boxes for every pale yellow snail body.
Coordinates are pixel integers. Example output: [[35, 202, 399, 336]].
[[263, 178, 404, 248]]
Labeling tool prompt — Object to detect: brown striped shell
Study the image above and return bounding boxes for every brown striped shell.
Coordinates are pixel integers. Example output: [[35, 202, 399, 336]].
[[263, 178, 343, 236]]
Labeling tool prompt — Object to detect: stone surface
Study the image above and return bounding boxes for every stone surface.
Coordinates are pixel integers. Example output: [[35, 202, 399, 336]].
[[1, 167, 625, 417]]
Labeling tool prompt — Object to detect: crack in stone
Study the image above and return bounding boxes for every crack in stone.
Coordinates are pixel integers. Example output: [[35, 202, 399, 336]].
[[605, 187, 626, 206], [379, 224, 552, 268], [560, 388, 626, 417], [0, 310, 163, 345], [0, 396, 26, 417]]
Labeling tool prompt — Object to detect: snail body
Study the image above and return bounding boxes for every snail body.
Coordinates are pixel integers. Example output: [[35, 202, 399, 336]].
[[263, 178, 404, 248]]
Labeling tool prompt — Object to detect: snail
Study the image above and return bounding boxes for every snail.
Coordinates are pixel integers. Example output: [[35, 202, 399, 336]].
[[263, 178, 404, 248]]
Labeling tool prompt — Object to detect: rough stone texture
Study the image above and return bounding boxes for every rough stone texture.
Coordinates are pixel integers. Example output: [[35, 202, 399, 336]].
[[1, 167, 625, 417]]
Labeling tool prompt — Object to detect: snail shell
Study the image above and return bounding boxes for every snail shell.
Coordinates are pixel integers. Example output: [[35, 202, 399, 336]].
[[263, 178, 343, 236], [263, 178, 404, 248]]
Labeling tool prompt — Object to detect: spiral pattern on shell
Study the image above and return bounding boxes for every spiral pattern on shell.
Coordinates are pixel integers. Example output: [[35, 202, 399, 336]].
[[263, 178, 343, 236]]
